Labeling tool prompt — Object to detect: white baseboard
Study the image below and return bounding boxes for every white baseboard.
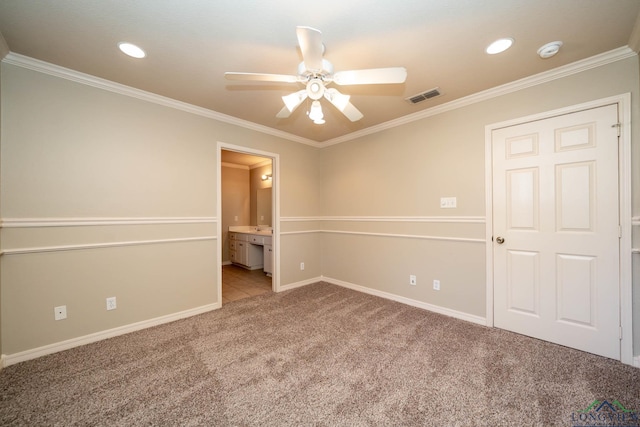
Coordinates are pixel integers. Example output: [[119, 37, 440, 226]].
[[322, 276, 486, 326], [278, 276, 322, 292], [634, 355, 640, 368], [2, 302, 221, 368]]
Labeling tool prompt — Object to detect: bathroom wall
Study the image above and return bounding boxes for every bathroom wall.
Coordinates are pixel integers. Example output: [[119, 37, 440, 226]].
[[221, 164, 250, 263]]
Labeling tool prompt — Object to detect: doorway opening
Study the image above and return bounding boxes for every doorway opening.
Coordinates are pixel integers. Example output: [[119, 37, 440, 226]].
[[217, 143, 279, 305]]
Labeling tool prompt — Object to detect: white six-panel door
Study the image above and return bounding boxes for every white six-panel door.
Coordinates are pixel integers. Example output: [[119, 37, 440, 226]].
[[492, 104, 620, 360]]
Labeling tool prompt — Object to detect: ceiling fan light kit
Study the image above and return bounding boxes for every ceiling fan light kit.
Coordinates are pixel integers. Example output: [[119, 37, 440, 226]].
[[282, 90, 307, 112], [309, 101, 325, 124], [225, 26, 407, 125]]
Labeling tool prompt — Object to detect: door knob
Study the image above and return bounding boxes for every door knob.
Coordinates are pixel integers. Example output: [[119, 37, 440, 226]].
[[496, 236, 505, 244]]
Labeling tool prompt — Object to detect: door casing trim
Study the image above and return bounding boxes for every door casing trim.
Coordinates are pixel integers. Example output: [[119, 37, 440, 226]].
[[217, 142, 281, 305]]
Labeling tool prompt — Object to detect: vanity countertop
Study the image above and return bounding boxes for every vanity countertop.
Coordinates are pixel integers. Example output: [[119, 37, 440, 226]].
[[229, 226, 273, 236]]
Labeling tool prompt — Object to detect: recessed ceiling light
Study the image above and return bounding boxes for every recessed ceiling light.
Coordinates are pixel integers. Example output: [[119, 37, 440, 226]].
[[118, 42, 146, 59], [486, 38, 514, 55], [537, 41, 563, 59]]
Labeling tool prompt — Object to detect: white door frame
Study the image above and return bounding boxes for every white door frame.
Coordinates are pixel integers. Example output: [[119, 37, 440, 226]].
[[217, 141, 281, 305], [484, 93, 633, 365]]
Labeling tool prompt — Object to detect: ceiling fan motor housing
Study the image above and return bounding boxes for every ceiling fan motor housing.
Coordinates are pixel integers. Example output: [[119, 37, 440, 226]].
[[306, 78, 325, 99], [298, 59, 334, 81]]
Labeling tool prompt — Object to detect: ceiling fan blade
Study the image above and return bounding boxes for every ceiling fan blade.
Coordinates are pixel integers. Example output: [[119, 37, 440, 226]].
[[276, 106, 293, 119], [224, 72, 299, 83], [341, 102, 364, 122], [324, 88, 363, 122], [324, 88, 350, 110], [333, 67, 407, 85], [277, 90, 308, 118], [296, 26, 323, 72]]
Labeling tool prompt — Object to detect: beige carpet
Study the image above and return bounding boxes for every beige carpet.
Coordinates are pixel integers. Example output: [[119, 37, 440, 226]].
[[1, 282, 638, 426]]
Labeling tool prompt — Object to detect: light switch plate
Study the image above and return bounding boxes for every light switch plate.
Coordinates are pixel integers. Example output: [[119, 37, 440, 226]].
[[440, 197, 457, 208]]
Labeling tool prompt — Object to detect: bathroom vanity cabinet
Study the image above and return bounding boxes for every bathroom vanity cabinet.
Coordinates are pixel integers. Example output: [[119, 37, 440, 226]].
[[263, 244, 273, 275], [229, 230, 273, 274]]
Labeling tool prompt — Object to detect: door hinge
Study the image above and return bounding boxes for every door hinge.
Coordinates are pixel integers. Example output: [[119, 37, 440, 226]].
[[612, 122, 621, 137], [619, 225, 622, 239], [619, 326, 623, 340]]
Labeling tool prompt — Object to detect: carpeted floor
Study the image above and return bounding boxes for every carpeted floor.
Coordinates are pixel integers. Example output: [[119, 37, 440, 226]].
[[0, 282, 638, 426]]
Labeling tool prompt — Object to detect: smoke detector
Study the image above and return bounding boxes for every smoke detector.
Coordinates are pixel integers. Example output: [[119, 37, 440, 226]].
[[537, 41, 563, 59]]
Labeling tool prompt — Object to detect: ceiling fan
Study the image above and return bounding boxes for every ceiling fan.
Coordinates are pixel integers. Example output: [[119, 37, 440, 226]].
[[224, 26, 407, 124]]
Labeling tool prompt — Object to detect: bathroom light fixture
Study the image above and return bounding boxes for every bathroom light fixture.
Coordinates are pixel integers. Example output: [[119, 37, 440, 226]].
[[537, 41, 563, 59], [261, 174, 272, 181], [486, 38, 514, 55], [118, 42, 146, 58]]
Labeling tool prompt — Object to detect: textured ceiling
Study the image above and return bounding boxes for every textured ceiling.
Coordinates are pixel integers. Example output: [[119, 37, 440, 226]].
[[1, 0, 639, 144]]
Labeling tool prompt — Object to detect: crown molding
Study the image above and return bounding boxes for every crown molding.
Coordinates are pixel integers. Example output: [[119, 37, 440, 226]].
[[251, 159, 273, 169], [222, 159, 271, 170], [3, 47, 636, 149], [2, 52, 321, 148], [321, 46, 637, 147], [221, 162, 249, 170]]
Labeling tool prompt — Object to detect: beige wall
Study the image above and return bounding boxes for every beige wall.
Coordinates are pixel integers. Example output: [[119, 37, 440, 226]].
[[221, 165, 250, 262], [1, 54, 639, 361], [320, 56, 640, 352], [0, 62, 322, 357]]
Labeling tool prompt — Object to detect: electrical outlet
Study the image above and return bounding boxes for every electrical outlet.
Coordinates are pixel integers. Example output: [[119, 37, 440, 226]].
[[300, 262, 305, 271], [433, 280, 441, 291], [106, 297, 117, 311], [54, 305, 67, 320], [409, 275, 417, 286]]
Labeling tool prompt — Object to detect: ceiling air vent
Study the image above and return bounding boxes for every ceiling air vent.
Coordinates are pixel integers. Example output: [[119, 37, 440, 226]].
[[405, 87, 441, 104]]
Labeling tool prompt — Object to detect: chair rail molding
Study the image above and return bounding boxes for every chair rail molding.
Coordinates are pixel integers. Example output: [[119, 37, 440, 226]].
[[1, 217, 217, 228]]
